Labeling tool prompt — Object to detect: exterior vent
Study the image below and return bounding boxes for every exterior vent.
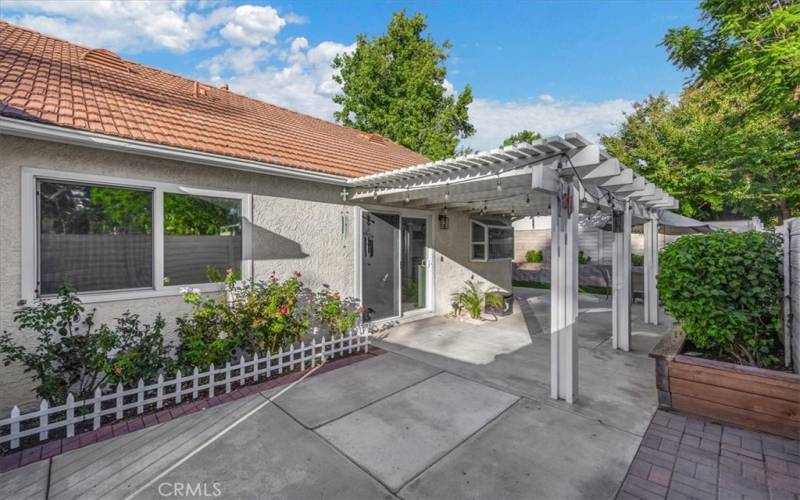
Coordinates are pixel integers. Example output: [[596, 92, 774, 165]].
[[81, 48, 129, 72], [360, 133, 387, 145]]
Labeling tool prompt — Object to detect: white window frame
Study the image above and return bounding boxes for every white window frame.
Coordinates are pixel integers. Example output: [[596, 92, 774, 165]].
[[470, 219, 514, 262], [21, 168, 252, 304]]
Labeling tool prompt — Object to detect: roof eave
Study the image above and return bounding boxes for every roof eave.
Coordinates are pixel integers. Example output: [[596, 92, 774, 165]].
[[0, 116, 353, 186]]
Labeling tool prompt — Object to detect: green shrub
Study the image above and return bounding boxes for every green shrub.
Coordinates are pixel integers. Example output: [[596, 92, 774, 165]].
[[451, 280, 505, 319], [525, 249, 543, 263], [0, 286, 172, 402], [578, 250, 591, 264], [657, 231, 783, 368], [631, 254, 645, 266], [315, 285, 362, 335], [176, 272, 313, 369]]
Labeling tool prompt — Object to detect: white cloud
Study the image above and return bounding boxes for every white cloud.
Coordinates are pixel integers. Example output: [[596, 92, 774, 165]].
[[462, 96, 634, 151], [202, 39, 355, 119], [219, 5, 286, 46], [4, 0, 213, 52], [198, 47, 272, 76], [3, 1, 295, 53]]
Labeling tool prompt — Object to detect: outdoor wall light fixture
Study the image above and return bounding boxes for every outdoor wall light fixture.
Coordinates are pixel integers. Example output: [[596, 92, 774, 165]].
[[439, 213, 449, 230]]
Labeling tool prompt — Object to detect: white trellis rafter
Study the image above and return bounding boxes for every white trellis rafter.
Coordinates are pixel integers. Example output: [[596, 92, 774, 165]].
[[346, 134, 679, 404]]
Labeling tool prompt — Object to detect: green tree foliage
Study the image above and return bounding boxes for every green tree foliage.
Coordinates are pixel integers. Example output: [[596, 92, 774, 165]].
[[602, 0, 800, 223], [332, 11, 475, 160], [658, 231, 783, 368], [602, 86, 799, 222], [662, 0, 800, 124], [164, 193, 241, 236], [501, 130, 542, 147]]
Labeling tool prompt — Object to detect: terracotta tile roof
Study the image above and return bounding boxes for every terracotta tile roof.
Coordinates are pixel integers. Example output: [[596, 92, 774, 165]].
[[0, 21, 429, 178]]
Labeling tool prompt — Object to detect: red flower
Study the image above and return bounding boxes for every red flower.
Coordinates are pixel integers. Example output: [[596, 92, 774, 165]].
[[293, 271, 302, 278], [333, 292, 341, 300], [279, 306, 289, 315], [357, 305, 365, 315]]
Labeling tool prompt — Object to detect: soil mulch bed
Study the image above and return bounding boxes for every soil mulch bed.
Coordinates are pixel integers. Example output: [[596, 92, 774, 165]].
[[0, 347, 385, 473]]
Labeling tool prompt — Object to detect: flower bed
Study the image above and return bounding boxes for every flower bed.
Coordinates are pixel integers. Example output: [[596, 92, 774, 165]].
[[0, 271, 366, 454]]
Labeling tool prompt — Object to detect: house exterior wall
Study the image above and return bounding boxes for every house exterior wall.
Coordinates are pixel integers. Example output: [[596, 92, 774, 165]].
[[0, 135, 510, 408], [0, 135, 356, 408], [432, 211, 513, 313]]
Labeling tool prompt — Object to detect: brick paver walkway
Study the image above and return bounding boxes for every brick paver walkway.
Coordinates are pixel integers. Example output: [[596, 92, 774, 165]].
[[618, 410, 800, 500]]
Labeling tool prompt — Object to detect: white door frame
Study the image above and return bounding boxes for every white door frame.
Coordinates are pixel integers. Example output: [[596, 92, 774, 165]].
[[353, 205, 436, 321]]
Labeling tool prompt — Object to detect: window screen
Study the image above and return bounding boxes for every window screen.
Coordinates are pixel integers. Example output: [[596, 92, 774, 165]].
[[163, 193, 242, 286], [38, 180, 153, 295], [488, 226, 514, 259]]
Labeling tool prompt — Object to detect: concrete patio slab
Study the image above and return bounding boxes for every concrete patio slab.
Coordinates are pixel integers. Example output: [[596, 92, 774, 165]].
[[135, 404, 392, 500], [317, 372, 519, 491], [375, 287, 671, 437], [0, 456, 48, 499], [400, 399, 640, 500], [272, 352, 441, 428]]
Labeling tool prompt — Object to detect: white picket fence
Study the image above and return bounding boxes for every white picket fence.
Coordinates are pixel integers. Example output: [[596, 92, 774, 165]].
[[0, 327, 369, 450]]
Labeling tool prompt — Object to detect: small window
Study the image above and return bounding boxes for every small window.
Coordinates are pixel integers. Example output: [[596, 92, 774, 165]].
[[38, 180, 153, 295], [470, 219, 513, 261], [163, 192, 242, 286], [488, 226, 514, 260]]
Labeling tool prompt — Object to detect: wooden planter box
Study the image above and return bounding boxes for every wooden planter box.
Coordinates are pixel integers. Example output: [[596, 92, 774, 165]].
[[650, 334, 800, 439]]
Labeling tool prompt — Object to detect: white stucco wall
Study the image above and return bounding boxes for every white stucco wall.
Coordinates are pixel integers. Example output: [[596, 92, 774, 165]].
[[0, 136, 356, 408], [432, 211, 513, 313], [0, 135, 511, 408]]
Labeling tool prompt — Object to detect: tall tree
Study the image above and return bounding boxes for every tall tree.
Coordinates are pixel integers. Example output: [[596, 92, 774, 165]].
[[332, 11, 474, 160], [603, 1, 800, 224], [501, 130, 542, 147], [602, 87, 799, 223], [662, 0, 800, 125]]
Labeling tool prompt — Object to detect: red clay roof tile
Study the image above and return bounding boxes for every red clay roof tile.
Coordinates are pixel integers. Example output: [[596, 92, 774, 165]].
[[0, 21, 429, 178]]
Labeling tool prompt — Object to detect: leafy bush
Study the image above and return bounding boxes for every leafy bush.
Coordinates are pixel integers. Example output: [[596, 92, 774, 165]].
[[578, 250, 591, 264], [658, 231, 783, 368], [631, 254, 645, 266], [315, 285, 363, 335], [176, 271, 313, 369], [0, 286, 172, 402], [451, 280, 505, 319], [525, 249, 543, 263]]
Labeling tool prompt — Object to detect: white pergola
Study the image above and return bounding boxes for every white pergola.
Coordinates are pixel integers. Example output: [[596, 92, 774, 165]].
[[348, 133, 677, 404]]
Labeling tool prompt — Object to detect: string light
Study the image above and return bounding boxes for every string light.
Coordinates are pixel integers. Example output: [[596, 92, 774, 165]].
[[496, 175, 502, 192], [405, 188, 410, 204], [480, 200, 487, 215]]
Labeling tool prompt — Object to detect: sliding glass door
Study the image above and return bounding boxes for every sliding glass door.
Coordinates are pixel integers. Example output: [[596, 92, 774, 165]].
[[401, 217, 428, 313], [361, 211, 430, 321]]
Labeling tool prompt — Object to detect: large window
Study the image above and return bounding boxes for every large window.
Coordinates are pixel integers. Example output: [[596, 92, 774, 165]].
[[471, 219, 513, 261], [25, 170, 251, 301], [164, 193, 242, 286], [38, 180, 153, 295]]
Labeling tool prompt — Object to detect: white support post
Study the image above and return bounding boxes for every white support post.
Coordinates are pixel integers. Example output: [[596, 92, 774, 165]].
[[612, 202, 632, 351], [550, 178, 579, 403], [644, 217, 659, 325]]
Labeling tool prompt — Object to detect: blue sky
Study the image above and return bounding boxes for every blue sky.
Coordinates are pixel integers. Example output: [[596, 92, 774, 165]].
[[2, 0, 700, 150]]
